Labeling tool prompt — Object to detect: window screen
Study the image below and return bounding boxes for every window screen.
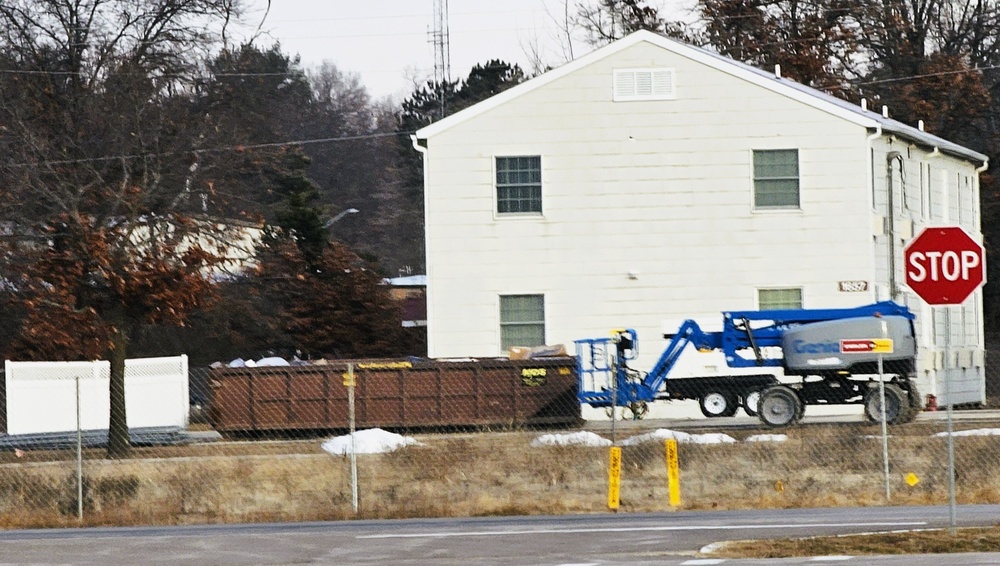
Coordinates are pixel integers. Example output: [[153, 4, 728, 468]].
[[500, 294, 545, 351], [496, 156, 542, 214], [753, 149, 800, 208]]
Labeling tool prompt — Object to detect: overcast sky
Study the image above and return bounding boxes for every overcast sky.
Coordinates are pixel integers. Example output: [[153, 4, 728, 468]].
[[244, 1, 582, 101], [242, 1, 700, 101]]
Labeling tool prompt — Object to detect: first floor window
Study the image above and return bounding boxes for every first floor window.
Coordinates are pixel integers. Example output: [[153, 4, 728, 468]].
[[758, 288, 802, 310], [496, 156, 542, 214], [753, 149, 800, 208], [500, 294, 545, 351]]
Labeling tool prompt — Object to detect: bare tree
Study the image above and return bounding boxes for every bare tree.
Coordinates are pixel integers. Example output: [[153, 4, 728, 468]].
[[574, 0, 667, 46], [695, 0, 861, 90], [0, 0, 249, 458]]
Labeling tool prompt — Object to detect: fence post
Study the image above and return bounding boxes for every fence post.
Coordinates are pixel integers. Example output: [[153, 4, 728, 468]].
[[346, 363, 358, 514], [75, 372, 83, 521]]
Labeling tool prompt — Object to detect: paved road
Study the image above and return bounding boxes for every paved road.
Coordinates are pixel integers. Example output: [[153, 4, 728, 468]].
[[1, 505, 998, 565]]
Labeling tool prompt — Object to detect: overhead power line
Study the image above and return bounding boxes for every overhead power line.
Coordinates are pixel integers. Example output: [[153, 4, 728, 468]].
[[7, 131, 411, 169], [1, 55, 994, 88]]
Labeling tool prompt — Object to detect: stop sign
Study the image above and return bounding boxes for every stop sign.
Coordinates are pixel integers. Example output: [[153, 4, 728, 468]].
[[904, 226, 986, 305]]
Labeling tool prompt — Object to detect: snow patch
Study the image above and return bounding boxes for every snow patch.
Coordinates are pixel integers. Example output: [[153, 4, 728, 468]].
[[932, 428, 1000, 438], [530, 431, 611, 447], [321, 428, 421, 455], [745, 434, 788, 443], [621, 429, 736, 446]]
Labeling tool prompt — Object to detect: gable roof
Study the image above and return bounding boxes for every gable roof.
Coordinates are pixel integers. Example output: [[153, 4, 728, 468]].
[[416, 30, 987, 164]]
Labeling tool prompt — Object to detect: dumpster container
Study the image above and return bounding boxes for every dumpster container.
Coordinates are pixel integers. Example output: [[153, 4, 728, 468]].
[[208, 357, 580, 433]]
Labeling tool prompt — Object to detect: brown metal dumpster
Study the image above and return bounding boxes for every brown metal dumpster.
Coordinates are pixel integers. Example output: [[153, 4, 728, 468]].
[[208, 357, 581, 433]]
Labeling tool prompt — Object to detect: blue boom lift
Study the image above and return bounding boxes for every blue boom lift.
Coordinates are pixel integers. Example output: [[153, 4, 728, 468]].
[[575, 301, 921, 427]]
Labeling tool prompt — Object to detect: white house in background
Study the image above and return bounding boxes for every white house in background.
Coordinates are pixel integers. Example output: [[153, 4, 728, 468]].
[[412, 30, 989, 407], [155, 215, 264, 280]]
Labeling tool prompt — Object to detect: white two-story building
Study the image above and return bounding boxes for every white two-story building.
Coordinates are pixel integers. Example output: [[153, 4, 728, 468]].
[[412, 30, 988, 407]]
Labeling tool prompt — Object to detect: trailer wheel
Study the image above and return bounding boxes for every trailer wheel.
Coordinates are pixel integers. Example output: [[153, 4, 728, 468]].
[[864, 383, 910, 424], [699, 390, 738, 418], [742, 390, 762, 417], [899, 383, 921, 423], [758, 386, 802, 427]]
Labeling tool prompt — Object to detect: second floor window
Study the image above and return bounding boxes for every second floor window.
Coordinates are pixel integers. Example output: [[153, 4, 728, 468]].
[[753, 149, 800, 209], [496, 156, 542, 214]]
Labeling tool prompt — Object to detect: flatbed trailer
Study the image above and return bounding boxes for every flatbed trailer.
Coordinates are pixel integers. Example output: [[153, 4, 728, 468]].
[[656, 374, 779, 418]]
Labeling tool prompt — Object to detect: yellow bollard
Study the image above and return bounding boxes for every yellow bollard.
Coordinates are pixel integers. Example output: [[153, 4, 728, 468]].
[[608, 446, 621, 510], [665, 439, 681, 507]]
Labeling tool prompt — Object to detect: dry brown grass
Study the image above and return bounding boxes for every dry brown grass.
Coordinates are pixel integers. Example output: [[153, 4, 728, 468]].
[[0, 422, 997, 529], [710, 527, 1000, 558]]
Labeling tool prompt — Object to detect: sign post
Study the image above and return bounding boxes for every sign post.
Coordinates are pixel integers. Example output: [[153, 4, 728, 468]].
[[343, 364, 358, 514], [877, 321, 891, 501], [840, 335, 895, 500], [904, 226, 986, 532]]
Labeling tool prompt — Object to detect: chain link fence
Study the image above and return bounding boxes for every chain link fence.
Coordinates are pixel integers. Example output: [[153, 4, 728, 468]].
[[0, 354, 995, 528]]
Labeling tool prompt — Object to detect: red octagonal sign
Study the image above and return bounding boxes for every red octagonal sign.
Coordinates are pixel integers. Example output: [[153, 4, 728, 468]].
[[905, 226, 986, 305]]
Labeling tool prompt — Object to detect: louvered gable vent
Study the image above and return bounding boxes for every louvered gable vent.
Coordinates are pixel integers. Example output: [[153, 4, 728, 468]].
[[613, 68, 675, 101]]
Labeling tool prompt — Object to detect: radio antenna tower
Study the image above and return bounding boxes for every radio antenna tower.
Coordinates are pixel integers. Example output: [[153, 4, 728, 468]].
[[431, 0, 451, 118]]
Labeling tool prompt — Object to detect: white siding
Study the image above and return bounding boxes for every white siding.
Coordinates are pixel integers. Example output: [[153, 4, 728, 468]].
[[859, 138, 986, 405], [422, 39, 986, 406]]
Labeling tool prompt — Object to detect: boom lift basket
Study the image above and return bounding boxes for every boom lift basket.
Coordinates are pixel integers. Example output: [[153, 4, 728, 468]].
[[575, 329, 640, 407]]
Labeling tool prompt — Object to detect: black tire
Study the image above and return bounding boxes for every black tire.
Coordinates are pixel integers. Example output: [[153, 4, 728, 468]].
[[900, 383, 921, 423], [864, 383, 910, 424], [699, 390, 739, 418], [757, 386, 803, 428], [796, 393, 807, 421], [742, 390, 762, 417]]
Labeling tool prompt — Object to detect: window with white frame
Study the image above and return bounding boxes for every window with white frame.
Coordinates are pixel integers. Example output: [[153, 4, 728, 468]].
[[961, 174, 972, 224], [920, 161, 930, 220], [496, 156, 542, 214], [613, 68, 675, 101], [955, 172, 963, 223], [500, 294, 545, 351], [900, 163, 910, 211], [870, 148, 876, 210], [758, 288, 803, 310], [753, 149, 800, 209], [944, 172, 954, 220]]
